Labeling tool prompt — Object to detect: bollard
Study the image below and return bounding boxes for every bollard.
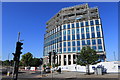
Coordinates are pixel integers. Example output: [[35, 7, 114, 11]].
[[7, 71, 10, 76]]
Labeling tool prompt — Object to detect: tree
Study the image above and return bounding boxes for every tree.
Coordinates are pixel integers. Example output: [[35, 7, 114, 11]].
[[30, 58, 41, 67], [21, 52, 33, 66], [77, 46, 99, 75]]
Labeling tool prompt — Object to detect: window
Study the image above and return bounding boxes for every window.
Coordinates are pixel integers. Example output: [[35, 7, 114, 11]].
[[64, 42, 66, 47], [82, 34, 85, 39], [77, 41, 80, 46], [95, 20, 99, 25], [98, 39, 102, 44], [72, 23, 74, 28], [63, 30, 66, 35], [63, 36, 66, 41], [68, 42, 71, 46], [86, 27, 89, 33], [96, 26, 100, 31], [77, 34, 80, 39], [87, 40, 90, 45], [77, 47, 80, 52], [81, 22, 84, 27], [68, 48, 71, 52], [92, 33, 95, 38], [81, 28, 84, 33], [76, 23, 79, 28], [67, 30, 70, 35], [64, 48, 66, 52], [90, 21, 94, 26], [68, 35, 71, 40], [86, 33, 90, 39], [72, 29, 75, 34], [72, 41, 75, 46], [68, 24, 70, 29], [76, 29, 79, 34], [82, 40, 86, 46], [63, 25, 66, 29], [85, 21, 89, 26], [72, 35, 75, 40], [72, 47, 76, 52], [98, 46, 103, 51], [97, 32, 101, 37], [91, 27, 94, 32], [92, 39, 96, 45], [92, 46, 96, 50], [60, 43, 62, 47]]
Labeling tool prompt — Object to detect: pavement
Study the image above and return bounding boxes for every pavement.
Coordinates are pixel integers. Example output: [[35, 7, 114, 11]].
[[2, 70, 120, 80]]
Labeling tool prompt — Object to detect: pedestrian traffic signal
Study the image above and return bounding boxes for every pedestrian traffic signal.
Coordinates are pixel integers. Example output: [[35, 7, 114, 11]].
[[15, 42, 23, 54], [53, 50, 56, 64], [48, 52, 52, 65]]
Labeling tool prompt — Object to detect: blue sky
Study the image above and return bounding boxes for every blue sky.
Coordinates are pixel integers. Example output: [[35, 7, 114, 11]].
[[2, 2, 118, 61]]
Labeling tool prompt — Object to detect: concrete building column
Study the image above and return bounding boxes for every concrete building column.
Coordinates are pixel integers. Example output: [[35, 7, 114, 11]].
[[71, 54, 73, 65], [61, 54, 64, 66], [66, 54, 68, 65]]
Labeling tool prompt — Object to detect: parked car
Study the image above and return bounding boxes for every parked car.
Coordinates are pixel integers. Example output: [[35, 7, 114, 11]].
[[45, 67, 51, 73]]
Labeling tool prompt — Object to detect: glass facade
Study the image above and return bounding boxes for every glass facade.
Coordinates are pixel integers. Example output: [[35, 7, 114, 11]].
[[44, 19, 105, 58]]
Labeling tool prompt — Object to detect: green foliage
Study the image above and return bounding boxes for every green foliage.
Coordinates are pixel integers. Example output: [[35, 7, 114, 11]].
[[2, 60, 9, 66], [77, 46, 99, 66], [30, 58, 41, 67], [43, 64, 46, 68], [21, 52, 33, 66]]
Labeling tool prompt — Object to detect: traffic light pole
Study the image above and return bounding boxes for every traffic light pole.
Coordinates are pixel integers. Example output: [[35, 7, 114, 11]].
[[12, 32, 23, 80]]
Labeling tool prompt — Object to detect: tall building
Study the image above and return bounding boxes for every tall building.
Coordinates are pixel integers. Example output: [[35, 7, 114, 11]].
[[44, 3, 106, 66]]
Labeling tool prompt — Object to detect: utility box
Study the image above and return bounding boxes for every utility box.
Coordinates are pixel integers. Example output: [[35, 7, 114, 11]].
[[97, 67, 103, 75]]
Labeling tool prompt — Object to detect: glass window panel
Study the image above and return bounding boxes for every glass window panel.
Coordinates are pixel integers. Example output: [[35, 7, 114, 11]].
[[77, 34, 80, 39], [72, 29, 75, 34], [81, 22, 84, 27], [64, 48, 66, 52], [72, 35, 75, 40], [72, 47, 76, 52], [86, 33, 90, 39], [76, 29, 79, 34], [92, 33, 95, 38], [72, 23, 74, 28], [77, 41, 80, 46], [72, 41, 75, 46], [63, 30, 66, 35], [68, 24, 70, 29], [98, 46, 103, 51], [86, 27, 89, 33], [96, 26, 100, 31], [63, 25, 66, 29], [85, 21, 89, 26], [92, 39, 96, 45], [82, 40, 86, 46], [81, 28, 84, 33], [77, 47, 80, 52], [68, 48, 71, 52], [68, 42, 71, 46], [97, 32, 101, 37], [63, 36, 66, 41], [64, 42, 66, 47], [68, 35, 71, 40], [95, 20, 99, 25], [98, 39, 102, 44], [82, 34, 85, 39], [90, 21, 94, 26], [91, 27, 94, 32], [67, 30, 70, 35], [87, 40, 90, 45], [76, 23, 79, 28], [92, 46, 96, 50]]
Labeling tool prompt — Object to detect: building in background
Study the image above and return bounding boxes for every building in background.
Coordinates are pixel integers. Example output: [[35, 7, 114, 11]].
[[43, 3, 106, 66]]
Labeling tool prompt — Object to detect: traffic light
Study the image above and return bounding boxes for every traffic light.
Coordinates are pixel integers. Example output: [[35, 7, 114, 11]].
[[15, 42, 23, 54], [53, 50, 56, 64], [48, 52, 52, 65]]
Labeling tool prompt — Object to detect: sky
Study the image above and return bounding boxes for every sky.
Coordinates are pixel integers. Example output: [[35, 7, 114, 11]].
[[2, 2, 118, 61]]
